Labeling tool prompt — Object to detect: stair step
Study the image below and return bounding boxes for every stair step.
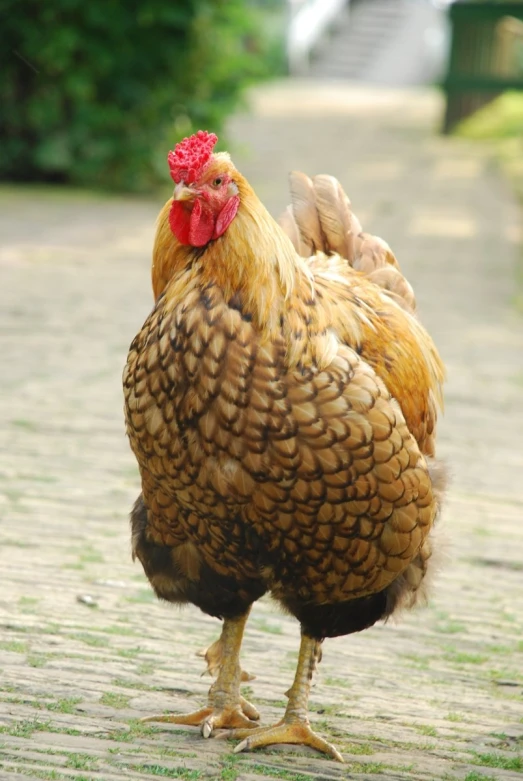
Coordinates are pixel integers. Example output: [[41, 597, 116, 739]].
[[308, 0, 407, 80]]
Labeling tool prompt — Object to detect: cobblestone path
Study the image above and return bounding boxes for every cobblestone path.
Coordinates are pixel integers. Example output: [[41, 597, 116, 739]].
[[1, 83, 522, 780]]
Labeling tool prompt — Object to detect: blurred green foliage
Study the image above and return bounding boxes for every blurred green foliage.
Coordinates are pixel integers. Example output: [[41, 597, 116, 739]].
[[456, 91, 523, 201], [0, 0, 284, 191]]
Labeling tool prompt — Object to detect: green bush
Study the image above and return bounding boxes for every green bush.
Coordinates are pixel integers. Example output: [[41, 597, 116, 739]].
[[0, 0, 283, 191]]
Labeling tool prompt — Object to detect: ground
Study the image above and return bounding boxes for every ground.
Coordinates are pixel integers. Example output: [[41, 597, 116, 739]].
[[1, 83, 522, 781]]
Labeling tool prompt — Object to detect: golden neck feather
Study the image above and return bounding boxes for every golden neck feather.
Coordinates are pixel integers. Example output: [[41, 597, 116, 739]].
[[151, 174, 307, 331]]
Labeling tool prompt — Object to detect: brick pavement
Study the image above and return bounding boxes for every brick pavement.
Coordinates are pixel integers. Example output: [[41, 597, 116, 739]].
[[1, 82, 522, 780]]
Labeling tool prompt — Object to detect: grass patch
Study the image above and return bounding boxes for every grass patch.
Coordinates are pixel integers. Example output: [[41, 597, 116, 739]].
[[220, 767, 239, 781], [5, 772, 94, 781], [112, 676, 161, 692], [0, 718, 84, 738], [124, 589, 157, 604], [100, 691, 132, 709], [252, 618, 283, 635], [71, 632, 109, 648], [99, 624, 138, 637], [78, 545, 104, 564], [0, 717, 51, 738], [27, 654, 48, 668], [435, 620, 467, 635], [11, 418, 39, 431], [416, 724, 438, 737], [219, 753, 242, 781], [445, 712, 465, 722], [46, 696, 83, 714], [488, 644, 514, 655], [400, 652, 430, 670], [254, 697, 292, 709], [472, 752, 523, 771], [309, 702, 339, 716], [323, 675, 347, 687], [108, 719, 161, 742], [489, 667, 523, 684], [0, 538, 34, 548], [117, 646, 144, 659], [443, 651, 488, 665], [18, 596, 40, 613], [128, 764, 202, 779], [248, 766, 325, 780], [65, 753, 98, 771], [137, 661, 155, 675], [344, 741, 375, 755], [0, 640, 28, 653], [345, 762, 392, 775]]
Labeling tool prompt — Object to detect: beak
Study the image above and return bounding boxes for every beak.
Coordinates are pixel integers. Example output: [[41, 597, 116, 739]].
[[173, 182, 196, 202]]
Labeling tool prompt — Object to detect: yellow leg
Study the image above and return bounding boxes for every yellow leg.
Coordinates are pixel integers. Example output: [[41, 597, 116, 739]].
[[221, 633, 343, 762], [196, 619, 258, 720], [197, 632, 256, 681], [142, 610, 259, 735]]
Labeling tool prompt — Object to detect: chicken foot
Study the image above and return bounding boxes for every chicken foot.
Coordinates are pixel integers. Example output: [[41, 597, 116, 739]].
[[141, 611, 259, 734], [220, 633, 344, 762], [196, 627, 258, 721]]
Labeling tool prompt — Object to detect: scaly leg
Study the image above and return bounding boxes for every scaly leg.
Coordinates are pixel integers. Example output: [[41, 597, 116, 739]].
[[197, 626, 258, 721], [142, 610, 259, 735], [221, 632, 343, 762]]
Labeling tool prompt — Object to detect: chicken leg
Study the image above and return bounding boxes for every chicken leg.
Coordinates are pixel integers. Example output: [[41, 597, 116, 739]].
[[142, 610, 259, 734], [197, 625, 258, 721], [222, 632, 344, 762]]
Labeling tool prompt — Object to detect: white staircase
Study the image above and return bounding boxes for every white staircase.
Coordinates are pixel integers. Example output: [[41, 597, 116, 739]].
[[287, 0, 449, 85]]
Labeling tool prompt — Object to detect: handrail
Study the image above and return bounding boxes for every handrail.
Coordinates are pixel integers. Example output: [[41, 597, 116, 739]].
[[442, 0, 523, 132]]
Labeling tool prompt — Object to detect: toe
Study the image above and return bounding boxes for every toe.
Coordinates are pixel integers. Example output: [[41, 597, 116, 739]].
[[141, 707, 212, 726], [230, 722, 344, 762], [200, 707, 260, 738], [240, 695, 260, 721]]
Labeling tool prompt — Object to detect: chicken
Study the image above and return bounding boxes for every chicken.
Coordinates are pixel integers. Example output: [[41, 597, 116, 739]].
[[123, 130, 445, 762]]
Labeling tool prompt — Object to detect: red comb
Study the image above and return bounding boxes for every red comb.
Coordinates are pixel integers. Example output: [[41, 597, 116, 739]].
[[168, 130, 218, 184]]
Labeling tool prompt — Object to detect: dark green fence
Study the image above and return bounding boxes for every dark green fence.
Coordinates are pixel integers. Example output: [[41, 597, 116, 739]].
[[442, 1, 523, 133]]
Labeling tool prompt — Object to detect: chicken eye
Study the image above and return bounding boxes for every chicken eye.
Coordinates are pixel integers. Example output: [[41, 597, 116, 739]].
[[212, 177, 223, 188]]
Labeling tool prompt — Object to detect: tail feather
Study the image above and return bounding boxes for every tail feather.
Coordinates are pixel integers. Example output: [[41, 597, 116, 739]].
[[278, 205, 302, 255], [352, 233, 399, 272], [367, 267, 416, 313], [286, 171, 324, 256], [310, 174, 353, 261], [280, 172, 416, 314]]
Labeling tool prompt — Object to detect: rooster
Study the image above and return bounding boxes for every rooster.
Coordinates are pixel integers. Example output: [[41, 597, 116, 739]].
[[123, 130, 445, 761]]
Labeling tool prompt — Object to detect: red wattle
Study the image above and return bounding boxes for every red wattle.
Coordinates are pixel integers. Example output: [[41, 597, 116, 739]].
[[168, 194, 239, 246], [169, 201, 191, 245], [188, 198, 215, 247], [213, 195, 240, 239]]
